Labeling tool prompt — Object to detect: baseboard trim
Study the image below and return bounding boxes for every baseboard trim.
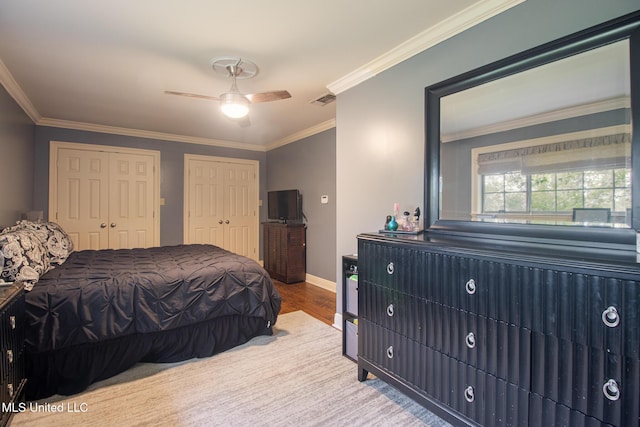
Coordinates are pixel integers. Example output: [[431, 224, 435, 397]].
[[333, 312, 343, 330], [305, 274, 336, 293]]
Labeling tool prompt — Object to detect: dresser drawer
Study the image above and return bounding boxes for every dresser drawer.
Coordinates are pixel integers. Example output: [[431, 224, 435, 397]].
[[529, 393, 615, 427], [358, 318, 423, 390], [446, 308, 531, 390], [358, 241, 415, 293], [0, 284, 26, 427], [530, 271, 639, 359], [424, 344, 530, 427], [531, 333, 639, 425], [359, 282, 424, 341], [359, 318, 531, 426]]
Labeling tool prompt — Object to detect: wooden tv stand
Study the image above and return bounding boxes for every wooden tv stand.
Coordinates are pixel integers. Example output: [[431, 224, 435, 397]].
[[262, 222, 306, 283]]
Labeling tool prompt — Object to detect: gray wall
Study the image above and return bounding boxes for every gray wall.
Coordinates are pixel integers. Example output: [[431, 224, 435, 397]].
[[0, 85, 35, 227], [33, 127, 268, 250], [267, 128, 336, 281], [335, 0, 640, 315]]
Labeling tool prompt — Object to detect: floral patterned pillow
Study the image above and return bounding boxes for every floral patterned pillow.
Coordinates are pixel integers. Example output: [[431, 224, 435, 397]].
[[0, 230, 51, 291], [2, 220, 74, 265]]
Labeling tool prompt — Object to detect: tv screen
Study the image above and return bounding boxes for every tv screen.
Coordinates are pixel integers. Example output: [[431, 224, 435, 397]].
[[268, 189, 302, 222]]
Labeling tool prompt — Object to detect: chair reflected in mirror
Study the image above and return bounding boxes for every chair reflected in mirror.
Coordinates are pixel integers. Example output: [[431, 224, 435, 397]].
[[572, 208, 611, 223]]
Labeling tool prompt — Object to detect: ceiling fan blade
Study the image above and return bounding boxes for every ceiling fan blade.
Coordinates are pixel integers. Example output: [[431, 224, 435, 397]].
[[246, 90, 291, 103], [164, 90, 220, 101]]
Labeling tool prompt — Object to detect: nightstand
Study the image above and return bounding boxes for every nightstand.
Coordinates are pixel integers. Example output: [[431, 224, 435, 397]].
[[0, 282, 26, 427]]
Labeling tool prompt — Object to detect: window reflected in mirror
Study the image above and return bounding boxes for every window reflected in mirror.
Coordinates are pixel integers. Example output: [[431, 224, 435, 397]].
[[440, 40, 631, 227]]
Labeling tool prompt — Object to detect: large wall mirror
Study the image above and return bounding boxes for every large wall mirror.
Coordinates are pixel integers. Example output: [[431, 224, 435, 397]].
[[425, 11, 640, 251]]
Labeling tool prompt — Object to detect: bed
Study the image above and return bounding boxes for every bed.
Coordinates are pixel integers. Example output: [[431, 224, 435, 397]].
[[0, 221, 282, 400]]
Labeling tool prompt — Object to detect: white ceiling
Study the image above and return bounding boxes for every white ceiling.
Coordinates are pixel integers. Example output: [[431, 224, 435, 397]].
[[441, 40, 631, 141], [0, 0, 523, 150]]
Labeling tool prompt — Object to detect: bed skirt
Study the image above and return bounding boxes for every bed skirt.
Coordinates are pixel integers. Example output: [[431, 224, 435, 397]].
[[25, 314, 273, 400]]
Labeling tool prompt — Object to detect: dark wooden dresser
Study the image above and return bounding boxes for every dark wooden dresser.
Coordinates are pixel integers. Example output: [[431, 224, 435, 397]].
[[357, 232, 639, 427], [0, 282, 26, 426], [263, 222, 306, 283]]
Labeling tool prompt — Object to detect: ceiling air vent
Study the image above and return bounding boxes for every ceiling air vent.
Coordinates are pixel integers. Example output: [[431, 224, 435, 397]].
[[309, 92, 336, 106]]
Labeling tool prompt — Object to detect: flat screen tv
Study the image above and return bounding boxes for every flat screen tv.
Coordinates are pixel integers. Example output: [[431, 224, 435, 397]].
[[268, 189, 302, 223]]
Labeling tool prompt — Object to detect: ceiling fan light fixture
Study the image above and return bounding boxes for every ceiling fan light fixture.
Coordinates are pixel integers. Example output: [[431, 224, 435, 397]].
[[220, 92, 250, 118]]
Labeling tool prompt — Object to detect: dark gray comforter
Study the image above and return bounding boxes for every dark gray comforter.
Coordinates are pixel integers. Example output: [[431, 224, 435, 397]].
[[25, 244, 282, 353]]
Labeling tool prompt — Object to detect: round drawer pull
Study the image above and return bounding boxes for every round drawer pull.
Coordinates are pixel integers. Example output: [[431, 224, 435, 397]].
[[386, 346, 394, 359], [464, 385, 475, 403], [465, 332, 476, 349], [6, 350, 12, 364], [465, 279, 476, 295], [602, 306, 620, 328], [9, 315, 15, 330], [603, 379, 620, 401], [386, 262, 395, 275], [386, 304, 395, 317]]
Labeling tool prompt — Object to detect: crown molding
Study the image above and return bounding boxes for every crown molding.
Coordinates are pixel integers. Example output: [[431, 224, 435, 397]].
[[0, 58, 41, 123], [327, 0, 526, 94], [37, 118, 268, 152], [441, 97, 630, 143], [266, 119, 336, 151]]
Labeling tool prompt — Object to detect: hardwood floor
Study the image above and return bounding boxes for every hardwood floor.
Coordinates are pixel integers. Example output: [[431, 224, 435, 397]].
[[273, 280, 336, 326]]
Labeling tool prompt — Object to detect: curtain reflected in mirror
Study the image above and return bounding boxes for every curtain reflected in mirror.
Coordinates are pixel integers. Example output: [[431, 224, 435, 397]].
[[439, 40, 631, 228]]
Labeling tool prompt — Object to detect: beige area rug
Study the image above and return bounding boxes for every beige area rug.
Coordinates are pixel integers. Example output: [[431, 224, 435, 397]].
[[11, 311, 452, 427]]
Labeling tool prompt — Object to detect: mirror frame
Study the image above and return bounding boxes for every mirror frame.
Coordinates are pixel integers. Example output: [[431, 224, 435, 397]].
[[425, 11, 640, 252]]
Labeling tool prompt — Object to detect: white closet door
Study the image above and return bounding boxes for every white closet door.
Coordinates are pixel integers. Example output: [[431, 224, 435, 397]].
[[224, 162, 257, 258], [186, 158, 225, 247], [50, 142, 160, 251], [108, 152, 156, 249], [55, 148, 110, 250], [184, 155, 258, 260]]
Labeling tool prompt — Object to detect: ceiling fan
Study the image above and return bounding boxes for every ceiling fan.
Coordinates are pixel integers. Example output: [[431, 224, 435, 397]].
[[165, 57, 291, 120]]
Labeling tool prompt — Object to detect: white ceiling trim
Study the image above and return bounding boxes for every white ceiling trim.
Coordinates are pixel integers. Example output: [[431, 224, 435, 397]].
[[266, 119, 336, 151], [0, 58, 41, 123], [327, 0, 526, 95], [1, 56, 334, 151], [441, 97, 631, 143], [37, 117, 268, 152]]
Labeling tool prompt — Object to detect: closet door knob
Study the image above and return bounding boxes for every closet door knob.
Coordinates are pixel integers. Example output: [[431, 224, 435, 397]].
[[218, 220, 223, 224], [225, 220, 230, 224], [110, 223, 116, 228], [100, 223, 107, 228]]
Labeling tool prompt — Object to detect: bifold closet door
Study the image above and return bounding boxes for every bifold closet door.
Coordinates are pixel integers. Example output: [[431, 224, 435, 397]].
[[184, 155, 258, 260], [51, 143, 159, 251]]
